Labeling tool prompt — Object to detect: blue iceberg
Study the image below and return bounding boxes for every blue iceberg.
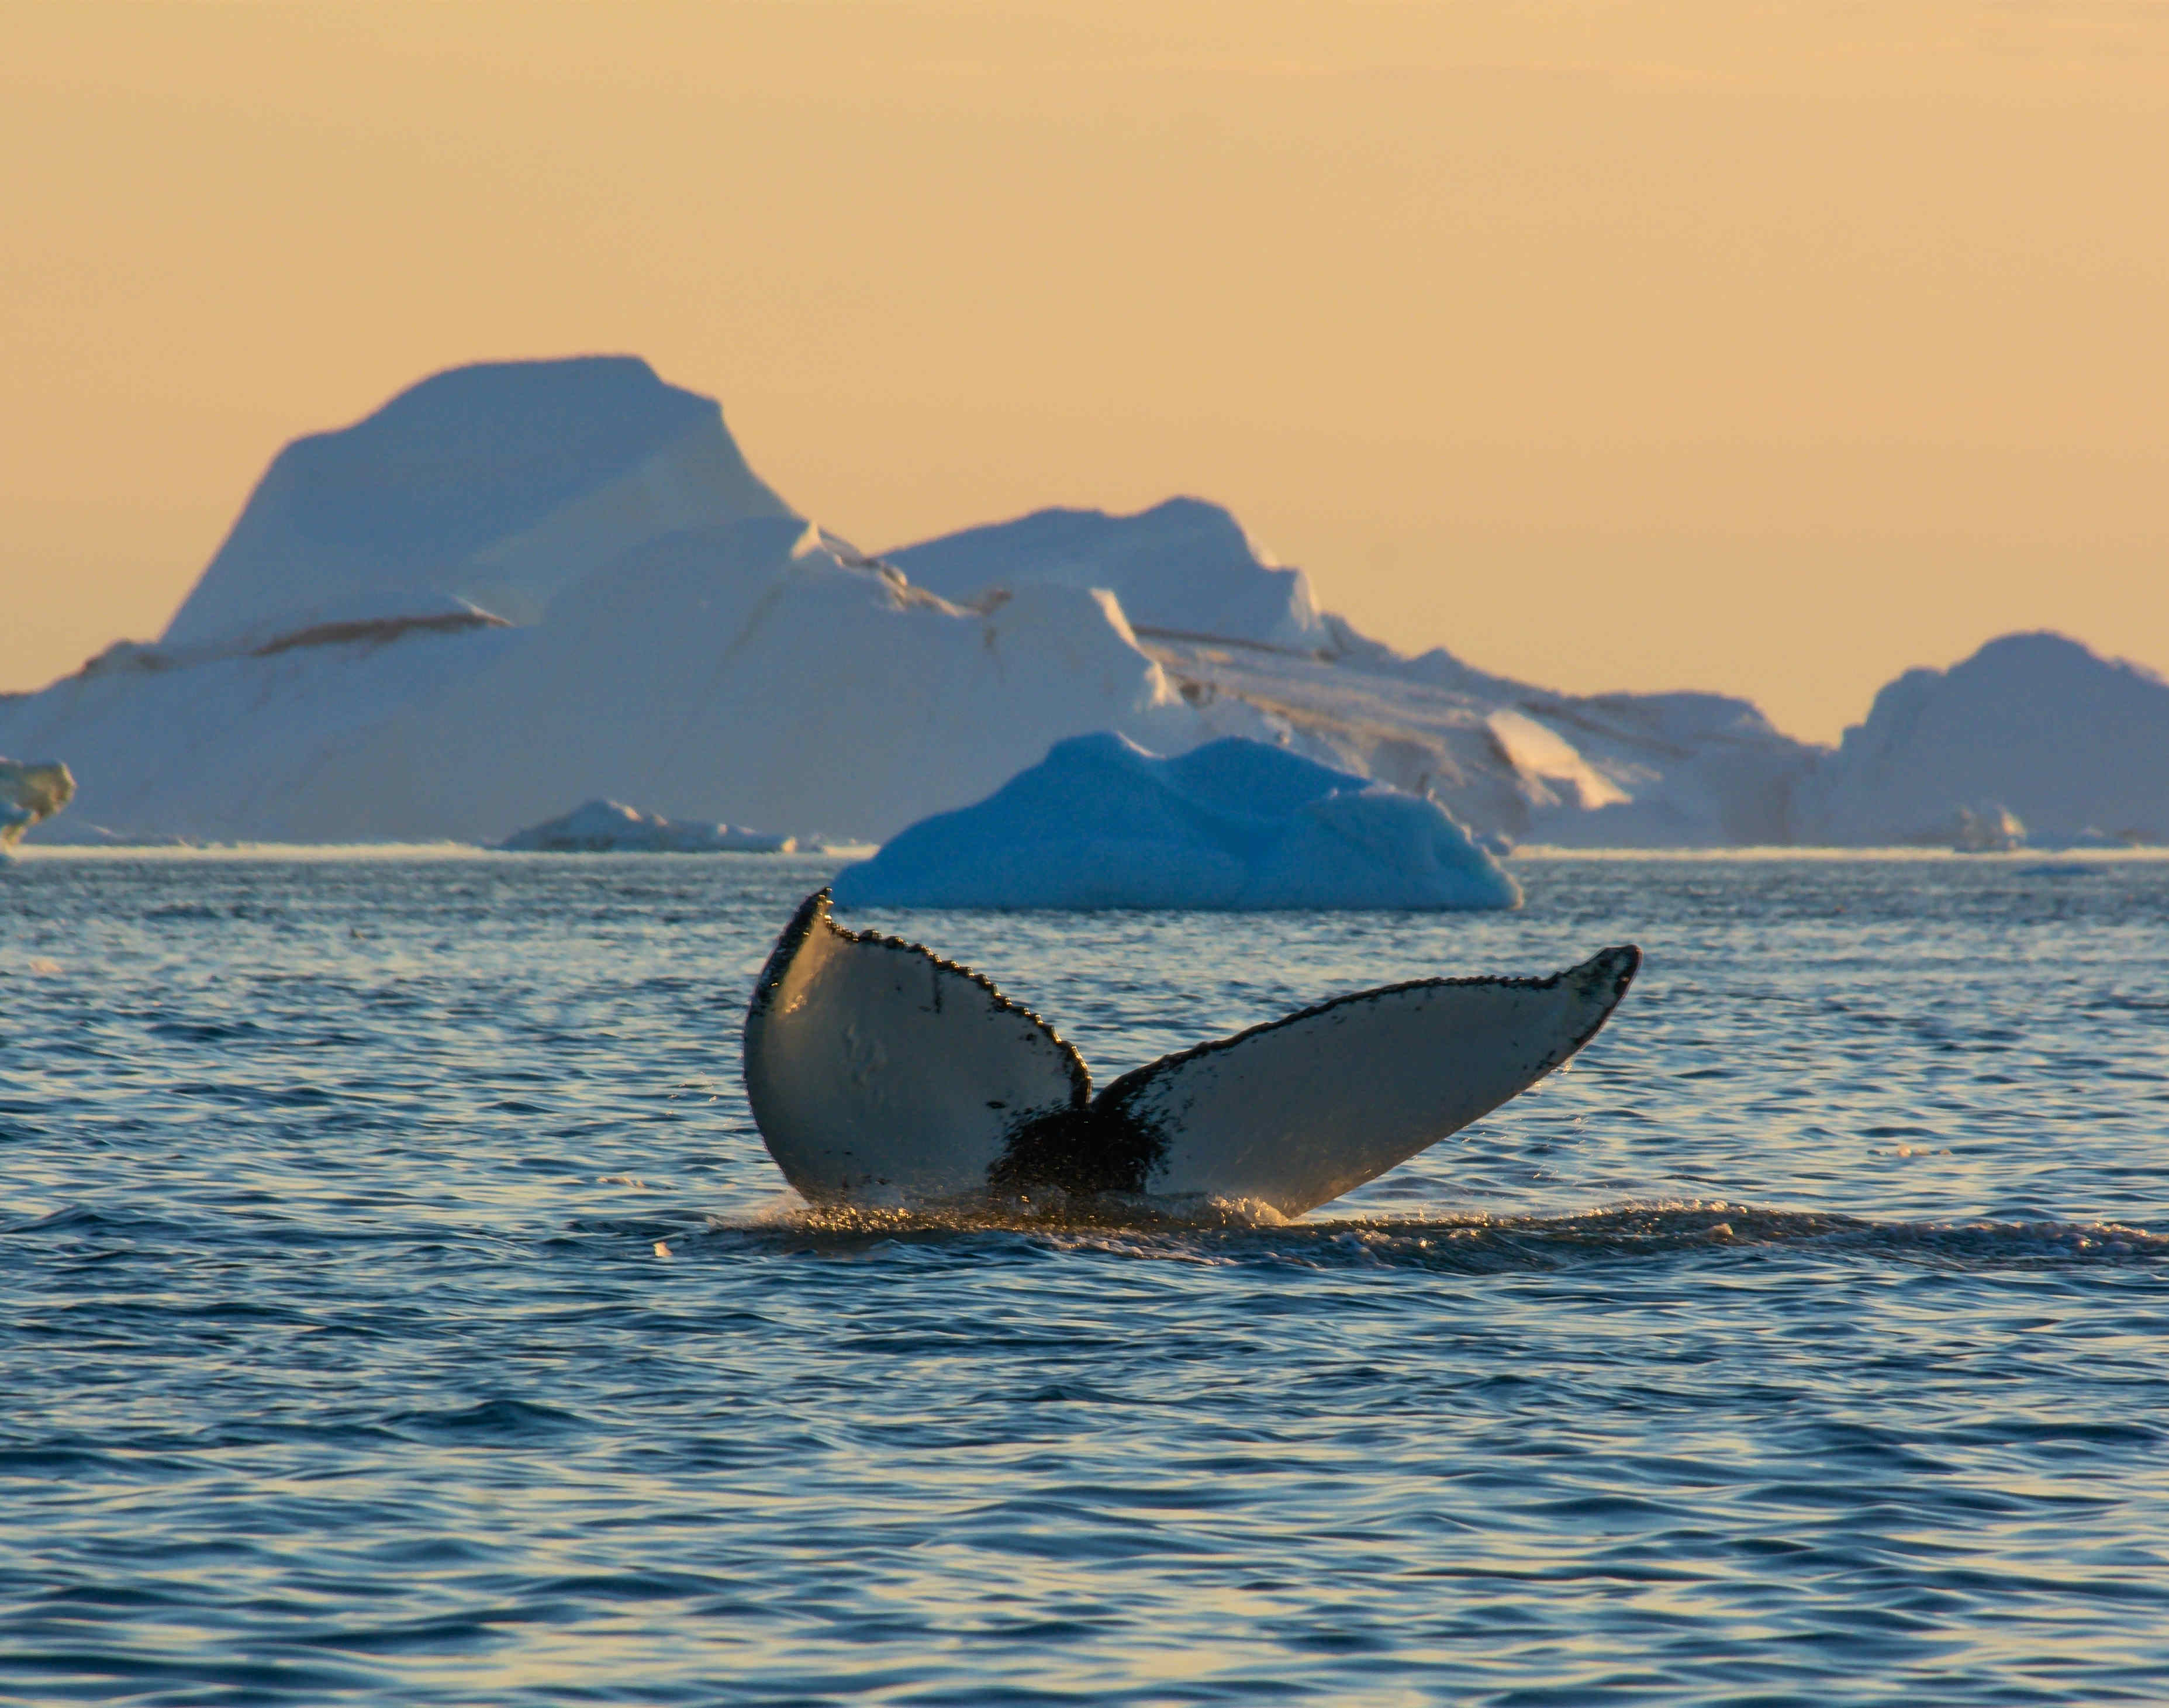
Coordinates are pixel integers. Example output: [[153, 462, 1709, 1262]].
[[830, 733, 1520, 910]]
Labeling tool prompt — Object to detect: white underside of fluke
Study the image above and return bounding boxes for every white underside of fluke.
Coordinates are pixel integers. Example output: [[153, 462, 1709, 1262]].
[[742, 890, 1639, 1217]]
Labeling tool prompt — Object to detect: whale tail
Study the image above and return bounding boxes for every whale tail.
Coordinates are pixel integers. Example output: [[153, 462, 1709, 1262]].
[[743, 889, 1638, 1217]]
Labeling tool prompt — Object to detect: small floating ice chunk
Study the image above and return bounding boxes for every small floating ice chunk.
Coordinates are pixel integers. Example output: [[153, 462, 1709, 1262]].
[[0, 758, 75, 850], [499, 799, 796, 853], [831, 732, 1519, 910]]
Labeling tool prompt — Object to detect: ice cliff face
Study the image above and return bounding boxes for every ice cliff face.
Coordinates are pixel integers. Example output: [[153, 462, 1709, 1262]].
[[281, 518, 1262, 844], [1, 508, 1271, 844], [164, 356, 797, 648], [1799, 632, 2169, 846], [0, 616, 519, 844], [1127, 633, 1823, 849]]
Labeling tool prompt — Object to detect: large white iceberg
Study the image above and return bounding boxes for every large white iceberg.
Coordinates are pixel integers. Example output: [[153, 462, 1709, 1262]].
[[11, 351, 2154, 854], [1799, 632, 2169, 846], [500, 799, 796, 853], [1, 758, 74, 848], [1, 517, 1269, 844], [830, 733, 1521, 910], [284, 519, 1266, 844], [0, 353, 1829, 851], [0, 362, 1274, 846], [882, 499, 1830, 847], [164, 355, 797, 649]]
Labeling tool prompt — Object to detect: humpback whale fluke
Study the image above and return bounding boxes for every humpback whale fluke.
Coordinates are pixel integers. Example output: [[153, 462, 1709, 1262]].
[[744, 889, 1639, 1217]]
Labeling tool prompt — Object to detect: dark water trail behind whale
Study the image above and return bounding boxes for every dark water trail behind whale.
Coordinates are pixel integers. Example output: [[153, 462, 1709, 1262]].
[[6, 850, 2169, 1704]]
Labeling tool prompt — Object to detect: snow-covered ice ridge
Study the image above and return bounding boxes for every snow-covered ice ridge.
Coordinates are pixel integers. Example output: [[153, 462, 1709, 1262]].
[[885, 498, 1331, 655], [3, 355, 2161, 848]]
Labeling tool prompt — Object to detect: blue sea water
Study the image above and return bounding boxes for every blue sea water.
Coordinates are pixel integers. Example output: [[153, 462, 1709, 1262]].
[[4, 850, 2167, 1706]]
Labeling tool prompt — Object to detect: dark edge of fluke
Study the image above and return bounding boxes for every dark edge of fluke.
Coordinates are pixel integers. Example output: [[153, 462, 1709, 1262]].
[[1093, 943, 1643, 1116], [747, 887, 1092, 1096], [1081, 944, 1640, 1191]]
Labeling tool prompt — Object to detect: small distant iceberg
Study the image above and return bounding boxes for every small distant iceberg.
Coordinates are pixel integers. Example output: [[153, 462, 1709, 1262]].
[[1, 758, 74, 850], [1944, 803, 2027, 854], [500, 799, 797, 853], [831, 733, 1521, 910], [1885, 801, 2027, 853]]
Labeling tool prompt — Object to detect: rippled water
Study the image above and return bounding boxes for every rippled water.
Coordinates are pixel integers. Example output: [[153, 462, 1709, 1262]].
[[5, 850, 2168, 1704]]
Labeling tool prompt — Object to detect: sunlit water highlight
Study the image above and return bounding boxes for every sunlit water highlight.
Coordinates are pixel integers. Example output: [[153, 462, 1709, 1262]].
[[4, 852, 2167, 1704]]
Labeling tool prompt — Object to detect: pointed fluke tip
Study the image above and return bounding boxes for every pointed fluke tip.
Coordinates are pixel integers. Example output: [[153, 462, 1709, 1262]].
[[748, 887, 836, 1019], [1576, 944, 1642, 1004]]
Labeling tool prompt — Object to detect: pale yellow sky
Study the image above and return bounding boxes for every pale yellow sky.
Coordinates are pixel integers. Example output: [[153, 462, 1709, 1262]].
[[4, 1, 2165, 741]]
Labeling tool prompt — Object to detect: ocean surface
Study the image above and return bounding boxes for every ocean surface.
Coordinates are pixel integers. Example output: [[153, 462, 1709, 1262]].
[[4, 850, 2167, 1706]]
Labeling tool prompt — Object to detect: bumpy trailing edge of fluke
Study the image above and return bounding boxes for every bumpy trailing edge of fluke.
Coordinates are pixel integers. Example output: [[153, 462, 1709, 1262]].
[[742, 888, 1639, 1217]]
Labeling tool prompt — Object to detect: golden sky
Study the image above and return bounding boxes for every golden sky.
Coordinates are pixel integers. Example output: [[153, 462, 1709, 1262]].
[[4, 1, 2165, 742]]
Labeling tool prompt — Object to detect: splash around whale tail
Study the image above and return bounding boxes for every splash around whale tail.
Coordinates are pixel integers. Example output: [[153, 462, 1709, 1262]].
[[742, 889, 1638, 1218]]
